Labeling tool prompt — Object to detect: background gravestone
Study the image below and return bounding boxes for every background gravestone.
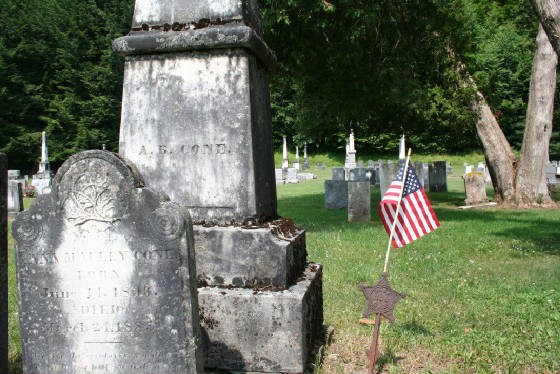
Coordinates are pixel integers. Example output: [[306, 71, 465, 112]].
[[325, 180, 348, 209], [413, 162, 425, 187], [429, 161, 447, 192], [7, 181, 23, 213], [12, 150, 203, 374], [331, 167, 346, 181], [0, 153, 7, 373], [348, 181, 371, 222], [349, 167, 368, 181], [378, 161, 401, 197], [464, 172, 487, 205]]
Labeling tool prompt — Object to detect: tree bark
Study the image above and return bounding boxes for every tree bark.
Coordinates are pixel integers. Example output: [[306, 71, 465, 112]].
[[447, 46, 517, 202], [531, 0, 560, 56], [471, 90, 516, 203], [515, 24, 556, 206]]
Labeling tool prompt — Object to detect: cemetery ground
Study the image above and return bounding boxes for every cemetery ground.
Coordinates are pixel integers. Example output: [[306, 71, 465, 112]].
[[7, 153, 560, 374]]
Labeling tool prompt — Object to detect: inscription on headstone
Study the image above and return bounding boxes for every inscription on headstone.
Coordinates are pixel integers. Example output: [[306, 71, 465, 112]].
[[119, 50, 277, 224], [13, 151, 203, 374]]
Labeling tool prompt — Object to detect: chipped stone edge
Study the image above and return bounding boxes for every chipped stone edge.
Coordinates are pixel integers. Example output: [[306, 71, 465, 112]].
[[113, 24, 276, 69]]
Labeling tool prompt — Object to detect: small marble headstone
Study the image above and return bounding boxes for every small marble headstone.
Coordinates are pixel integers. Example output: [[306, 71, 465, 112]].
[[275, 168, 284, 184], [286, 167, 299, 183], [378, 162, 401, 197], [423, 163, 430, 186], [546, 163, 558, 185], [477, 162, 485, 172], [8, 169, 20, 180], [297, 172, 315, 181], [7, 181, 23, 213], [0, 154, 7, 372], [12, 150, 203, 374]]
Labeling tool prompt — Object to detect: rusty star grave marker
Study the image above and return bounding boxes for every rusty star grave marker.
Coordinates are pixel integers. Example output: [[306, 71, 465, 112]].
[[358, 272, 405, 373], [359, 149, 440, 373]]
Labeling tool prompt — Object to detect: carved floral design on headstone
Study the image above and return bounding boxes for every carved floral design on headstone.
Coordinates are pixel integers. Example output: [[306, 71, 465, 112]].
[[63, 171, 121, 225]]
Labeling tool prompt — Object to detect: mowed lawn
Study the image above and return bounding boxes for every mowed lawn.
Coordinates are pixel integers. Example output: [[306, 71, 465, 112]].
[[276, 174, 559, 373], [8, 172, 560, 373]]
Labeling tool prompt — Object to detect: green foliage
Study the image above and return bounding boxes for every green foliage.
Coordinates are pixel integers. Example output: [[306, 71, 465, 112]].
[[1, 0, 557, 170], [262, 0, 481, 152], [464, 0, 537, 150], [0, 0, 134, 173]]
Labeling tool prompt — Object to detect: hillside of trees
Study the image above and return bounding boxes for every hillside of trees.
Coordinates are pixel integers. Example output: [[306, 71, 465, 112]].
[[1, 0, 559, 174]]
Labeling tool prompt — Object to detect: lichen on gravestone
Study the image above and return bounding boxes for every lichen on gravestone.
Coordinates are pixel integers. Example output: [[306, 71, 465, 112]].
[[12, 150, 203, 374]]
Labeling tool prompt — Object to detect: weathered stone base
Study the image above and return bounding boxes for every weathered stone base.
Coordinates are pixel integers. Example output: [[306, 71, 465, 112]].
[[199, 263, 323, 373], [194, 225, 307, 289]]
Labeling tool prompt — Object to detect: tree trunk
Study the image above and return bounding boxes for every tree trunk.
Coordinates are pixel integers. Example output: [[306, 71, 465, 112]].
[[515, 24, 557, 207], [531, 0, 560, 56], [470, 90, 517, 203], [448, 46, 517, 202]]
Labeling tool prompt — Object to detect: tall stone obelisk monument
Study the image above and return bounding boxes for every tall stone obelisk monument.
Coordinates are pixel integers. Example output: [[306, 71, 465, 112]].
[[114, 1, 324, 372], [114, 1, 276, 224], [31, 131, 52, 194]]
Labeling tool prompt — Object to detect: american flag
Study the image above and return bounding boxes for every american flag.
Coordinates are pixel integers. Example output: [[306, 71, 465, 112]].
[[378, 163, 440, 248]]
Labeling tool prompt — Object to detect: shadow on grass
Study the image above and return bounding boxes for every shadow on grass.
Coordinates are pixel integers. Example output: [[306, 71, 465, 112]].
[[376, 347, 405, 374], [400, 319, 432, 336]]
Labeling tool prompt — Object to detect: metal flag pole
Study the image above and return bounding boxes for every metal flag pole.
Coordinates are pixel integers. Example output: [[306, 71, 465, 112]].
[[382, 148, 412, 273]]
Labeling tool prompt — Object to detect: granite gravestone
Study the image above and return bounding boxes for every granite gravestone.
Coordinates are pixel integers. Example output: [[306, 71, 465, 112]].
[[114, 1, 324, 372], [379, 161, 401, 197], [349, 167, 368, 181], [12, 151, 203, 374], [0, 154, 7, 373], [116, 32, 277, 224], [413, 162, 425, 187], [331, 167, 346, 181], [324, 180, 348, 209], [348, 181, 371, 222], [429, 161, 447, 192]]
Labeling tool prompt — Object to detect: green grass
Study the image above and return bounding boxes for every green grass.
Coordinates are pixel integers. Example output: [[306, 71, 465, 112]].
[[276, 173, 560, 373], [8, 170, 560, 373]]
